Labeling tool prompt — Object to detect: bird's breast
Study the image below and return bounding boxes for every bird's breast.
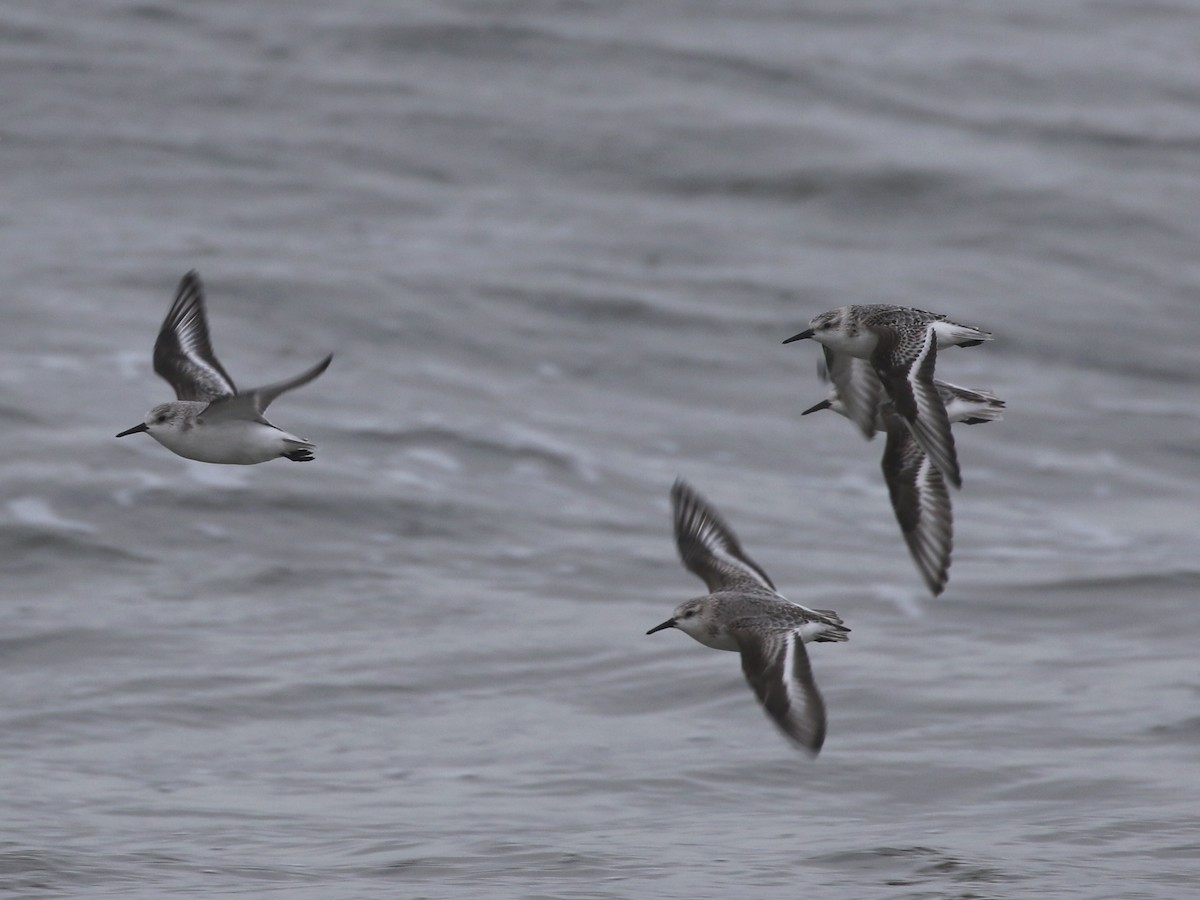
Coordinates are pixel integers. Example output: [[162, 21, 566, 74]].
[[817, 328, 876, 359], [152, 420, 292, 465]]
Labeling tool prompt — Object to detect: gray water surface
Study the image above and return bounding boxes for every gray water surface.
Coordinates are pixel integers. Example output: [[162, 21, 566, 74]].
[[3, 1, 1199, 897]]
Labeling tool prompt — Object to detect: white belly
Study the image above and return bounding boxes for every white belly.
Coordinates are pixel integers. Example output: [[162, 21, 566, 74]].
[[815, 329, 878, 359], [677, 619, 740, 652], [152, 420, 296, 465]]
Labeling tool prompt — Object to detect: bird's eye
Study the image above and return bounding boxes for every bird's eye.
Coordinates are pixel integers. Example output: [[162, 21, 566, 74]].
[[155, 414, 168, 424], [683, 610, 696, 618]]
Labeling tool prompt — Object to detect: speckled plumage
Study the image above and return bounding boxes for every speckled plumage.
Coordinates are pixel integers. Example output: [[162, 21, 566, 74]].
[[802, 362, 1005, 596], [784, 303, 992, 489], [647, 479, 848, 756], [879, 405, 954, 596]]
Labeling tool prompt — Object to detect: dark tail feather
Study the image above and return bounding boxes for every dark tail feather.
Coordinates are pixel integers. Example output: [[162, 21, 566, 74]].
[[281, 438, 316, 462]]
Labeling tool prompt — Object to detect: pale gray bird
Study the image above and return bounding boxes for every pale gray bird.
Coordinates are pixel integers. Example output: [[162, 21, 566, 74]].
[[117, 271, 332, 464]]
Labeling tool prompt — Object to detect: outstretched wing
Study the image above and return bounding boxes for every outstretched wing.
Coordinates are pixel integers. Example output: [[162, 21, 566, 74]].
[[672, 479, 775, 593], [820, 347, 884, 439], [880, 411, 953, 596], [202, 354, 333, 424], [872, 324, 961, 489], [153, 271, 237, 401], [734, 628, 827, 756]]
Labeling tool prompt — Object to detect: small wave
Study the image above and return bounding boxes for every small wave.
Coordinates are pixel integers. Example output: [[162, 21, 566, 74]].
[[183, 463, 252, 490], [808, 844, 1020, 888], [1017, 568, 1200, 594], [329, 20, 564, 60], [342, 423, 586, 477], [99, 680, 420, 730], [0, 627, 136, 667], [0, 844, 120, 893], [0, 401, 41, 426], [1149, 716, 1200, 742], [0, 525, 150, 570], [479, 282, 704, 330], [654, 165, 960, 208], [121, 3, 196, 24], [6, 496, 94, 533], [326, 18, 806, 98]]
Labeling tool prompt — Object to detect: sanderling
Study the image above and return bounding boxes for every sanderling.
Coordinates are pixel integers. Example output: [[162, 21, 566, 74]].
[[647, 479, 849, 756], [784, 304, 992, 489], [803, 348, 884, 439], [803, 361, 1005, 431], [117, 270, 333, 465], [805, 375, 1004, 595]]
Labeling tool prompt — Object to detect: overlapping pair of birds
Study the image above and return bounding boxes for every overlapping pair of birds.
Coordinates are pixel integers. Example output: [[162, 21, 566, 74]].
[[121, 274, 999, 758]]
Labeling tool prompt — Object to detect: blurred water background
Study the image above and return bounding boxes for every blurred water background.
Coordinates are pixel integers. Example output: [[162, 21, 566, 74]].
[[3, 1, 1199, 896]]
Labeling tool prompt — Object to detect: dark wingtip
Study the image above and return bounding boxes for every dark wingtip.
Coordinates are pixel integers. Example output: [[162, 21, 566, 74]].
[[781, 720, 825, 757], [920, 567, 949, 596], [669, 477, 695, 511], [178, 269, 203, 292], [782, 328, 814, 344]]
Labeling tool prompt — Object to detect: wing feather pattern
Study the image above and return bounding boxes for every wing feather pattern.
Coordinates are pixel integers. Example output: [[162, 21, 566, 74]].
[[821, 347, 884, 439], [672, 479, 774, 593], [873, 325, 962, 489], [203, 354, 333, 424], [153, 271, 237, 402], [735, 629, 826, 756], [881, 413, 953, 595]]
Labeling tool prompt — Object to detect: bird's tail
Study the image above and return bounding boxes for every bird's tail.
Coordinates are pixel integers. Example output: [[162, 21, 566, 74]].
[[932, 320, 992, 348], [281, 437, 316, 462], [809, 609, 851, 643], [937, 382, 1006, 425]]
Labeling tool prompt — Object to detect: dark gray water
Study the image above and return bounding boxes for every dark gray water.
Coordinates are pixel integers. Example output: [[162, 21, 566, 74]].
[[3, 1, 1199, 897]]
